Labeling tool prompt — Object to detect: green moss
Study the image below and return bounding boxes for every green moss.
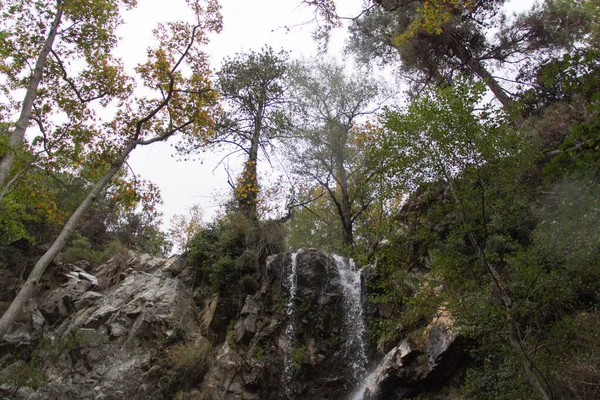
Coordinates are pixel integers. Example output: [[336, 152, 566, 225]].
[[226, 321, 239, 352], [255, 347, 264, 361], [290, 345, 306, 370]]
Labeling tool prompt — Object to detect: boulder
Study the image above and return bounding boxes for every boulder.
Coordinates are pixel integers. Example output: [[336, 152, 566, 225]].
[[359, 307, 462, 400]]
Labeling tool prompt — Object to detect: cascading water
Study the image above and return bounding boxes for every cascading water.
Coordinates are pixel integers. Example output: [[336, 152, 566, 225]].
[[350, 369, 377, 400], [282, 251, 368, 399], [332, 254, 368, 390], [283, 251, 301, 392]]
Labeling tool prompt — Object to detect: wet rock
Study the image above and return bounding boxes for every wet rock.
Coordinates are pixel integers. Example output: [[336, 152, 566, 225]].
[[360, 308, 462, 400], [235, 297, 259, 345]]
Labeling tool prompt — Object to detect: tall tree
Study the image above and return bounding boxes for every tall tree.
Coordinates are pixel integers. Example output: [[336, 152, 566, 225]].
[[287, 58, 383, 249], [0, 0, 223, 338], [371, 81, 551, 400], [0, 0, 135, 196], [346, 0, 591, 110], [198, 47, 289, 221]]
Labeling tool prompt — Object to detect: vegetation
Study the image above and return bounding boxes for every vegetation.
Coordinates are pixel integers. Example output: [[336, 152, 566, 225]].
[[1, 0, 600, 399], [167, 338, 213, 383]]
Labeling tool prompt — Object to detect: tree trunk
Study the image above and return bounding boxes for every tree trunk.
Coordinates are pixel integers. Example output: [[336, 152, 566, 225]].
[[0, 3, 64, 194], [241, 103, 263, 221], [446, 178, 551, 400], [334, 126, 353, 247], [448, 41, 513, 109], [508, 323, 552, 400], [0, 140, 137, 339]]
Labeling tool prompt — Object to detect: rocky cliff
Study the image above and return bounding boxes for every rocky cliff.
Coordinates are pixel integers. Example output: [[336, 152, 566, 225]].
[[0, 248, 461, 400]]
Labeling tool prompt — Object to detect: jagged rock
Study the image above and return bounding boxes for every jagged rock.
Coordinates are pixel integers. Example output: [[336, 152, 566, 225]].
[[0, 252, 200, 400], [202, 292, 234, 342], [160, 254, 187, 278], [200, 250, 358, 400], [235, 297, 259, 345], [1, 249, 373, 400], [359, 308, 462, 400]]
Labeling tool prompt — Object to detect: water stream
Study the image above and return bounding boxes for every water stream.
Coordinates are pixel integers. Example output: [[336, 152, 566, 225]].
[[332, 255, 368, 389], [283, 251, 301, 390], [282, 251, 369, 399]]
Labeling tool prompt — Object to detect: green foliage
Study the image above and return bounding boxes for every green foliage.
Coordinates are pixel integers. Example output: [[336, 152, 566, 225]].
[[225, 321, 239, 352], [167, 338, 213, 383], [287, 190, 342, 252], [255, 347, 264, 361], [240, 274, 259, 295], [187, 210, 247, 290], [290, 344, 306, 370], [187, 206, 287, 291], [0, 359, 47, 390], [62, 236, 129, 267], [0, 329, 85, 390]]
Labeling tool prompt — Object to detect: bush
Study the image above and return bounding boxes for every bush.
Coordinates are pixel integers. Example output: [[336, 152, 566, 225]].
[[255, 219, 287, 260], [167, 338, 213, 383], [187, 211, 249, 291], [62, 236, 126, 267], [236, 250, 259, 274], [240, 274, 259, 295], [62, 235, 100, 265], [209, 256, 237, 290]]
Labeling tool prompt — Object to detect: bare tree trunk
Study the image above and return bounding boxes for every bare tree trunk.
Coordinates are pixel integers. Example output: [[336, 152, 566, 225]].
[[337, 155, 353, 248], [446, 177, 551, 400], [0, 140, 137, 339], [509, 323, 552, 400], [333, 125, 353, 247], [242, 103, 263, 221], [0, 3, 64, 194]]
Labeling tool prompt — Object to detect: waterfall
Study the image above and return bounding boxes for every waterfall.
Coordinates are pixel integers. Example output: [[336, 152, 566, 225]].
[[282, 251, 368, 399], [350, 369, 377, 400], [283, 251, 301, 392], [332, 254, 368, 387]]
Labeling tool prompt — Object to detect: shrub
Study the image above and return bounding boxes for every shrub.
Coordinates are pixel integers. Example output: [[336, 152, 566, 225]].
[[0, 360, 46, 390], [236, 250, 259, 274], [209, 256, 236, 290], [226, 321, 239, 352], [256, 219, 286, 259], [62, 235, 100, 264], [167, 338, 213, 383], [62, 236, 126, 267], [290, 345, 306, 370], [240, 274, 259, 295]]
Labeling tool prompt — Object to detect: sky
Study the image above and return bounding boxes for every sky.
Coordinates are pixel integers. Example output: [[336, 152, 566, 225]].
[[113, 0, 535, 230]]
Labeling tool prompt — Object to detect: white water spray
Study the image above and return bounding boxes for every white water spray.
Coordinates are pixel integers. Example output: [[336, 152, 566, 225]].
[[284, 251, 301, 390], [333, 254, 368, 385]]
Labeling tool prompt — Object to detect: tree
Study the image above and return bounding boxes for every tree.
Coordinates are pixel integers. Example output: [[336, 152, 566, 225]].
[[0, 0, 223, 338], [0, 0, 135, 196], [371, 81, 552, 399], [204, 47, 289, 221], [169, 204, 204, 252], [346, 0, 592, 111], [286, 58, 383, 249]]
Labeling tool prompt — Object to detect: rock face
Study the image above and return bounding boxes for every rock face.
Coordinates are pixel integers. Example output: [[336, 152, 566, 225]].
[[202, 249, 361, 400], [0, 249, 369, 400], [0, 252, 198, 400], [355, 308, 462, 400], [0, 247, 461, 400]]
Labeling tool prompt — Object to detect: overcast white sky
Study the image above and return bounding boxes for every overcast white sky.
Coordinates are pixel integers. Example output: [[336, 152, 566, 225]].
[[114, 0, 534, 229]]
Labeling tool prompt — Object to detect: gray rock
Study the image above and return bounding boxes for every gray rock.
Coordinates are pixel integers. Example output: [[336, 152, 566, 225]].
[[359, 308, 462, 400], [0, 252, 200, 400]]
